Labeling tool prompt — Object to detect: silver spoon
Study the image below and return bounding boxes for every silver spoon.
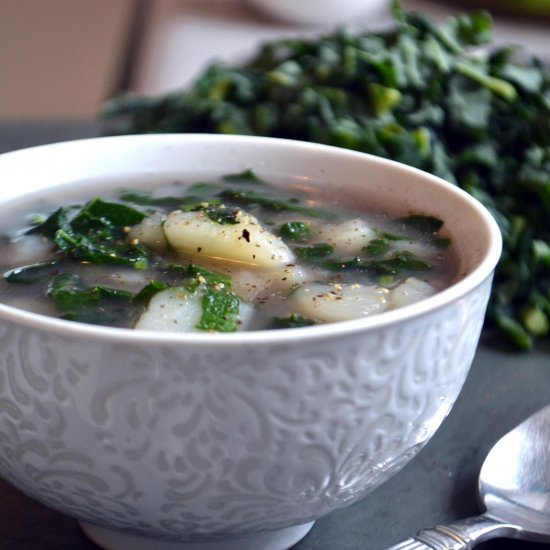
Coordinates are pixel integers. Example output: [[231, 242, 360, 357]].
[[387, 404, 550, 549]]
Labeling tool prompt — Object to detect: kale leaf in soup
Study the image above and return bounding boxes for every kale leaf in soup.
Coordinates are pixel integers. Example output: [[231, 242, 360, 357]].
[[0, 170, 454, 332]]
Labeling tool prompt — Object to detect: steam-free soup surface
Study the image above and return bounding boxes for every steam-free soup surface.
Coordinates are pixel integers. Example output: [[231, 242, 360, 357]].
[[0, 170, 455, 332]]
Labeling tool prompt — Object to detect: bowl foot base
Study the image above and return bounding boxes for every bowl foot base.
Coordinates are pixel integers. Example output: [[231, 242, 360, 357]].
[[79, 520, 315, 550]]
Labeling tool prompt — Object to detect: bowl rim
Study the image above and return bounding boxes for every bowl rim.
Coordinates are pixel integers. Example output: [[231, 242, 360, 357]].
[[0, 133, 502, 347]]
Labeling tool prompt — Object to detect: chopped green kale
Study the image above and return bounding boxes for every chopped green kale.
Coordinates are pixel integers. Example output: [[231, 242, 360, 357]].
[[322, 251, 432, 278], [217, 188, 331, 218], [48, 273, 138, 327], [4, 260, 60, 284], [197, 287, 241, 332], [133, 280, 169, 303], [222, 169, 263, 184], [271, 313, 317, 329], [397, 214, 452, 248], [398, 215, 444, 233], [101, 3, 550, 348], [294, 242, 335, 260], [185, 263, 232, 287], [204, 204, 242, 225], [30, 199, 149, 268], [364, 238, 391, 257], [369, 250, 433, 275], [279, 221, 312, 242], [185, 264, 241, 332], [43, 263, 242, 332]]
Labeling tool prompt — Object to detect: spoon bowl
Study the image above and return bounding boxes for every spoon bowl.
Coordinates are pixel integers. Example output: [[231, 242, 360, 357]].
[[388, 404, 550, 548], [480, 404, 550, 540]]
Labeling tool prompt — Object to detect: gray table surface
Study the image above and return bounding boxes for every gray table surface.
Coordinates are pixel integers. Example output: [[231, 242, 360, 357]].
[[0, 121, 548, 550]]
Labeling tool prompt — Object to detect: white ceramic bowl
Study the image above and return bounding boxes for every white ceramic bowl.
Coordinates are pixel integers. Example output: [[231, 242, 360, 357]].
[[247, 0, 391, 27], [0, 135, 501, 550]]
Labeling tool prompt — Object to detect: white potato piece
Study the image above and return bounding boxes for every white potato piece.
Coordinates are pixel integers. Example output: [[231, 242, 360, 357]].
[[388, 277, 436, 309], [228, 269, 276, 301], [311, 218, 376, 256], [290, 282, 389, 323], [272, 263, 312, 292], [128, 212, 167, 252], [106, 269, 150, 289], [135, 288, 202, 332], [163, 210, 295, 268], [230, 264, 312, 301], [135, 287, 254, 333], [6, 234, 53, 265]]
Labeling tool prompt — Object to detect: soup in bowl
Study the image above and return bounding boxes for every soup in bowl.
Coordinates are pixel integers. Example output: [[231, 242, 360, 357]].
[[0, 135, 501, 550]]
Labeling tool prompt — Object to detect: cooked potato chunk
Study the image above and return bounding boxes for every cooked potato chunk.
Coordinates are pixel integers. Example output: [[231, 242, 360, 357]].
[[226, 264, 311, 301], [5, 234, 53, 265], [135, 288, 203, 332], [163, 210, 294, 268], [388, 277, 436, 308], [135, 287, 254, 332], [290, 282, 389, 323], [128, 212, 167, 252], [311, 218, 376, 255]]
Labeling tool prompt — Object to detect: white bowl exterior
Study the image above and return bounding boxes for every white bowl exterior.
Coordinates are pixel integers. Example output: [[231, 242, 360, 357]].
[[0, 135, 500, 541], [0, 280, 491, 540]]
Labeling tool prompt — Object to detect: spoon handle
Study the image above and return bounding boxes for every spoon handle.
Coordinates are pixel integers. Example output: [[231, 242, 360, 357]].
[[385, 515, 518, 549]]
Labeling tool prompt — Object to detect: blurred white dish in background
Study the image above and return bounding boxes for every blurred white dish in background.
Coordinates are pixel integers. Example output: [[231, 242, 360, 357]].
[[247, 0, 391, 26]]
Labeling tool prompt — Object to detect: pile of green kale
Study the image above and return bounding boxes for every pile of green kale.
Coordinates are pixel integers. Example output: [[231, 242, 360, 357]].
[[102, 3, 550, 349]]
